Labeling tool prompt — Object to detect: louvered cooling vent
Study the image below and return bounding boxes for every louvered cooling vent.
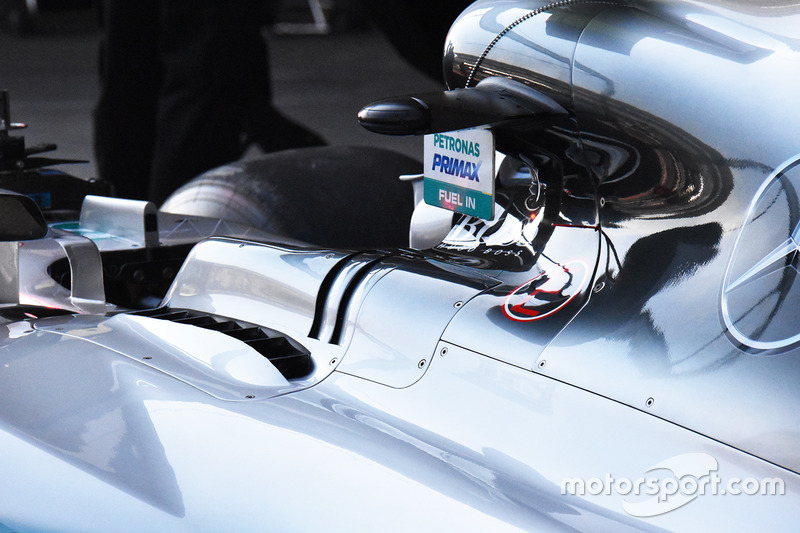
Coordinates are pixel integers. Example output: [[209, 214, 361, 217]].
[[130, 308, 313, 380]]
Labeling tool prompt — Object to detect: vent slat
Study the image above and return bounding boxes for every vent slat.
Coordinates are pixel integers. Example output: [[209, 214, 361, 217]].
[[127, 307, 313, 380], [202, 320, 240, 332], [134, 309, 192, 321], [270, 354, 314, 380], [175, 315, 217, 327], [245, 337, 301, 358], [226, 327, 268, 341]]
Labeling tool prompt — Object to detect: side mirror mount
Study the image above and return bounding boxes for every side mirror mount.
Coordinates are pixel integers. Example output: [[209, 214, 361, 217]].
[[357, 77, 568, 136], [0, 190, 48, 242], [0, 190, 48, 305]]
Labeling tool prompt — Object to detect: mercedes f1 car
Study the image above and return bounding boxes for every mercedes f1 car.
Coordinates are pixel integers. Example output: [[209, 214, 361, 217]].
[[1, 0, 799, 530]]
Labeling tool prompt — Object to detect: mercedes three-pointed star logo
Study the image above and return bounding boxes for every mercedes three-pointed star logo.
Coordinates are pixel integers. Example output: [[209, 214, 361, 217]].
[[722, 155, 800, 351], [726, 219, 800, 293]]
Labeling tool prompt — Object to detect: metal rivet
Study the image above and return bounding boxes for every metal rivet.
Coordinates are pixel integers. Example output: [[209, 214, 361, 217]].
[[646, 397, 655, 408], [599, 197, 606, 208], [325, 253, 335, 259], [245, 395, 255, 399], [54, 327, 63, 331], [143, 356, 152, 360], [453, 301, 463, 309], [329, 357, 338, 366], [418, 359, 427, 369], [440, 347, 448, 356], [593, 281, 605, 294], [239, 244, 246, 248], [538, 360, 546, 369]]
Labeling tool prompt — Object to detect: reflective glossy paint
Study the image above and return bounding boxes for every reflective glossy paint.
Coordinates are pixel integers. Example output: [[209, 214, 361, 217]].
[[1, 0, 800, 530], [445, 0, 800, 473]]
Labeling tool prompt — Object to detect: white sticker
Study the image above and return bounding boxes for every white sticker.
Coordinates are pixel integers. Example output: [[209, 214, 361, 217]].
[[423, 128, 495, 219]]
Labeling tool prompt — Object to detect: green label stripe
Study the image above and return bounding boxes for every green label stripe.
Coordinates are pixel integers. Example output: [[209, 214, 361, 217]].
[[424, 178, 493, 219]]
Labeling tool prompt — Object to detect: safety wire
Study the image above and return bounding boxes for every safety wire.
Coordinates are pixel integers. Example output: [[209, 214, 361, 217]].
[[465, 0, 630, 88]]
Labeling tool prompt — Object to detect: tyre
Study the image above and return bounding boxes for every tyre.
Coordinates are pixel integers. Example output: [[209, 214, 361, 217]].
[[160, 146, 419, 248]]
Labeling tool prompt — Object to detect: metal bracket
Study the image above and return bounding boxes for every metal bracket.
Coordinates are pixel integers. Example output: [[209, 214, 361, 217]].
[[79, 195, 159, 248], [54, 234, 107, 313], [0, 241, 19, 305]]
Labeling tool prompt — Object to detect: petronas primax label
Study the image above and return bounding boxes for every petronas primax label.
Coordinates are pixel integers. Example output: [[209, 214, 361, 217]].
[[424, 128, 495, 220]]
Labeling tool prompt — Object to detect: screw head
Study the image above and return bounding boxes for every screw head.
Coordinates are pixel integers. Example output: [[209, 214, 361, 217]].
[[143, 356, 153, 360], [245, 395, 255, 399], [453, 301, 463, 309], [329, 357, 338, 366], [593, 281, 606, 294], [418, 359, 427, 369], [538, 360, 546, 369], [440, 347, 448, 356], [646, 397, 655, 408]]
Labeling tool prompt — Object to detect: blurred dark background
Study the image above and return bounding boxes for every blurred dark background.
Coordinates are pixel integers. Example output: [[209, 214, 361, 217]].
[[0, 0, 452, 181]]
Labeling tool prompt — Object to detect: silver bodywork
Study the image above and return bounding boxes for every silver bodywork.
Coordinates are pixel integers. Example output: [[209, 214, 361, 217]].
[[2, 1, 800, 530]]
